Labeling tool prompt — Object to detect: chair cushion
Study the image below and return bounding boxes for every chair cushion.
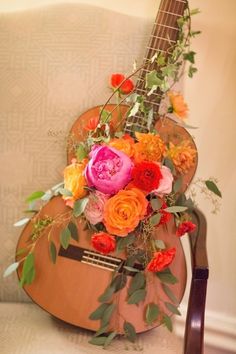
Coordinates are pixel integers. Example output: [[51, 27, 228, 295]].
[[0, 302, 182, 354]]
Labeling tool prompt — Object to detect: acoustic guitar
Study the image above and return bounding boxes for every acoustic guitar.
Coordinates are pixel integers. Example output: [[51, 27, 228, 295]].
[[16, 0, 197, 335]]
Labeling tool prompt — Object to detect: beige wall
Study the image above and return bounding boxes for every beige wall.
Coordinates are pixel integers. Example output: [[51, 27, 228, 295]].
[[0, 0, 235, 349]]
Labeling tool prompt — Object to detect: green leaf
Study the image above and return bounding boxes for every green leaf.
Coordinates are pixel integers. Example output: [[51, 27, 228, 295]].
[[15, 248, 28, 256], [150, 198, 162, 211], [156, 268, 178, 284], [101, 303, 116, 327], [150, 213, 161, 226], [145, 303, 160, 325], [116, 233, 135, 252], [89, 303, 110, 320], [94, 325, 108, 337], [111, 274, 127, 293], [58, 188, 73, 197], [20, 253, 35, 287], [165, 302, 181, 316], [145, 70, 162, 89], [128, 272, 146, 296], [127, 289, 146, 304], [155, 239, 166, 250], [98, 285, 116, 302], [123, 321, 137, 343], [49, 241, 57, 264], [190, 30, 202, 37], [164, 206, 187, 213], [190, 8, 201, 15], [123, 266, 139, 273], [156, 54, 166, 67], [161, 64, 177, 78], [104, 331, 117, 348], [100, 109, 111, 124], [60, 227, 71, 249], [68, 221, 79, 241], [205, 180, 222, 198], [89, 337, 107, 346], [176, 193, 187, 206], [188, 66, 198, 78], [14, 218, 30, 227], [25, 191, 45, 203], [173, 178, 182, 193], [163, 158, 175, 174], [162, 284, 178, 304], [183, 51, 196, 64], [3, 262, 20, 278], [76, 144, 87, 161], [162, 314, 173, 332], [73, 197, 89, 217]]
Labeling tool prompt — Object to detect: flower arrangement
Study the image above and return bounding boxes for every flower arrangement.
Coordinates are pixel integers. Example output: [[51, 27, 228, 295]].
[[4, 5, 222, 349]]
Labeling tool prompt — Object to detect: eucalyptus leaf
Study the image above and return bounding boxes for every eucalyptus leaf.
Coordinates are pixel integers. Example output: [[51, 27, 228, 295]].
[[173, 178, 182, 193], [123, 266, 139, 273], [94, 325, 108, 337], [156, 268, 178, 284], [49, 241, 57, 264], [155, 239, 166, 250], [163, 314, 173, 332], [163, 158, 175, 174], [116, 233, 135, 252], [25, 191, 45, 203], [165, 302, 181, 316], [58, 188, 73, 197], [89, 337, 107, 346], [128, 272, 146, 296], [104, 331, 117, 348], [111, 274, 127, 293], [164, 206, 187, 213], [205, 180, 222, 198], [145, 303, 159, 325], [150, 198, 162, 211], [101, 303, 116, 327], [127, 289, 146, 304], [73, 197, 89, 217], [14, 218, 30, 227], [89, 303, 110, 320], [20, 253, 35, 287], [150, 213, 161, 226], [98, 285, 116, 303], [68, 222, 79, 241], [60, 227, 71, 249], [123, 321, 137, 343], [3, 262, 19, 278], [41, 190, 53, 201], [162, 284, 178, 304]]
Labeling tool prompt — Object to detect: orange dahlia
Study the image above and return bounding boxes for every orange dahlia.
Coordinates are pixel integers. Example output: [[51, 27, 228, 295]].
[[166, 141, 196, 174], [103, 188, 148, 237], [168, 91, 188, 119], [109, 136, 135, 158], [133, 132, 165, 163]]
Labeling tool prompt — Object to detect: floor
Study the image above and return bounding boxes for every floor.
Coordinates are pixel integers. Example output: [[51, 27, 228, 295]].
[[205, 345, 235, 354]]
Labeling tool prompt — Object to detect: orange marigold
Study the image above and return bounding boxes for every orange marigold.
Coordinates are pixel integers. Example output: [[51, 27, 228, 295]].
[[166, 141, 196, 174], [103, 188, 148, 237], [168, 91, 188, 119], [133, 132, 165, 163], [63, 159, 87, 203], [109, 136, 135, 158]]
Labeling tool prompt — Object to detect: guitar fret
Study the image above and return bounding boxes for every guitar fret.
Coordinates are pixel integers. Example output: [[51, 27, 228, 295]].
[[82, 255, 120, 268], [83, 250, 121, 263], [81, 260, 115, 272], [147, 45, 172, 52], [159, 10, 182, 17], [137, 88, 162, 98], [144, 100, 160, 107], [149, 35, 176, 43], [152, 23, 179, 31]]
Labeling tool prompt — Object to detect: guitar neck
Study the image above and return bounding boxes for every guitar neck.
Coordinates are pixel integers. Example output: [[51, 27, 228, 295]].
[[124, 0, 188, 136]]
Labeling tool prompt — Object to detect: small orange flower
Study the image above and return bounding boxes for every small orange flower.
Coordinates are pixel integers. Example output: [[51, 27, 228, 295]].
[[168, 91, 188, 119], [103, 188, 148, 237], [109, 136, 135, 158], [166, 141, 196, 174], [110, 73, 134, 95], [63, 159, 87, 203], [133, 132, 165, 163], [84, 116, 99, 131]]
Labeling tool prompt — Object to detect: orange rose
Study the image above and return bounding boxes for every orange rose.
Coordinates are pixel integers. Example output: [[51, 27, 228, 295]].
[[133, 132, 165, 163], [63, 159, 87, 203], [103, 188, 148, 237], [109, 136, 135, 158], [168, 91, 188, 119]]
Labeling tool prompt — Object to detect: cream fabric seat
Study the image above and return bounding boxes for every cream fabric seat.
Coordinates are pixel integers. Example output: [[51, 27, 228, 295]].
[[0, 4, 182, 353]]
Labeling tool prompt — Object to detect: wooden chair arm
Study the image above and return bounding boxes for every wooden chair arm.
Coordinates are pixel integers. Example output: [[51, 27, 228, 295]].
[[184, 208, 209, 354]]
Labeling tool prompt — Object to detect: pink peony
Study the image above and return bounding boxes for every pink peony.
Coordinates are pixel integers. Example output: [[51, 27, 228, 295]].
[[84, 191, 109, 225], [85, 145, 132, 194], [152, 165, 173, 196]]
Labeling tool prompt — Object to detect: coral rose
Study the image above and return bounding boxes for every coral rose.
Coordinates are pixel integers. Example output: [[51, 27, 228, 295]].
[[158, 201, 172, 226], [168, 91, 188, 119], [85, 145, 132, 195], [134, 132, 165, 163], [176, 221, 196, 237], [110, 73, 134, 95], [109, 136, 134, 158], [147, 248, 176, 272], [166, 141, 197, 174], [63, 159, 87, 204], [84, 191, 109, 225], [104, 188, 148, 237], [152, 165, 173, 196], [91, 232, 116, 254], [131, 161, 162, 193]]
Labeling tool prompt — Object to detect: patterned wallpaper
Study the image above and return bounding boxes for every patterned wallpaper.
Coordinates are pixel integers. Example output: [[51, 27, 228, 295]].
[[0, 4, 151, 302]]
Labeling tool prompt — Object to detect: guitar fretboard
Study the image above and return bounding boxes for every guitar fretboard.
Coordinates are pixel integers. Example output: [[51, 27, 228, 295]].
[[124, 0, 187, 136]]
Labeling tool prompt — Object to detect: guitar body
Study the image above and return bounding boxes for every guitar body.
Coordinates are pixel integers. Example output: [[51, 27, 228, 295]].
[[16, 104, 196, 333]]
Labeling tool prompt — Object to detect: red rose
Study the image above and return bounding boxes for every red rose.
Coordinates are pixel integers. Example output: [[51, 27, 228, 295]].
[[110, 73, 134, 94], [91, 232, 116, 254], [84, 116, 99, 131], [147, 248, 176, 272], [131, 161, 162, 193], [176, 221, 196, 237], [158, 201, 172, 226]]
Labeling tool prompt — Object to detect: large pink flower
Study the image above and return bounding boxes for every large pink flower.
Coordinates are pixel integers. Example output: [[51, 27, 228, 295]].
[[85, 145, 132, 194], [84, 191, 109, 225], [152, 165, 173, 196]]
